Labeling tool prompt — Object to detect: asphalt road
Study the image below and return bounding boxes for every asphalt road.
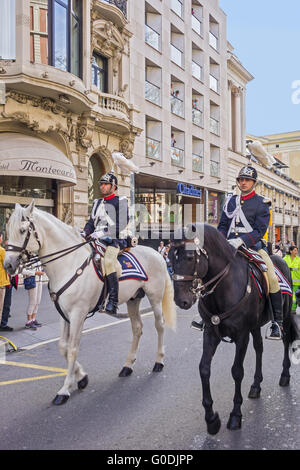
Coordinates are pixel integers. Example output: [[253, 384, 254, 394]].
[[0, 298, 299, 451]]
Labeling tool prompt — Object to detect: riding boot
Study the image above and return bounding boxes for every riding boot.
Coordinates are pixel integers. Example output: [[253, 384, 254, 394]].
[[267, 291, 283, 340], [105, 272, 119, 315]]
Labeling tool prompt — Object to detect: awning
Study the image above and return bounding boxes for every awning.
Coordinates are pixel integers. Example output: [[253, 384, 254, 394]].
[[0, 133, 77, 185]]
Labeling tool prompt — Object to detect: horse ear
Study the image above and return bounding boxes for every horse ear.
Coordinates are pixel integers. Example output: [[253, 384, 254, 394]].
[[15, 203, 21, 210], [25, 199, 35, 216]]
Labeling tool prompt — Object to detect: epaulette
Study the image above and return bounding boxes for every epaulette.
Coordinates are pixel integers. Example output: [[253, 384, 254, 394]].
[[263, 197, 272, 206]]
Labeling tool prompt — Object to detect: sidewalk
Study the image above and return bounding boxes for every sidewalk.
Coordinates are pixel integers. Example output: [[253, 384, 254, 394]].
[[1, 285, 151, 351]]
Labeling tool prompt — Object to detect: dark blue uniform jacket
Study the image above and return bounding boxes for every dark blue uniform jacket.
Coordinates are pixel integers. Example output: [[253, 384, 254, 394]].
[[84, 194, 129, 248], [217, 191, 270, 249]]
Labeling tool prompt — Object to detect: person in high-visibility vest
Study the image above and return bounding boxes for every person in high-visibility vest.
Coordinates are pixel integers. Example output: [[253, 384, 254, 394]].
[[283, 246, 300, 311]]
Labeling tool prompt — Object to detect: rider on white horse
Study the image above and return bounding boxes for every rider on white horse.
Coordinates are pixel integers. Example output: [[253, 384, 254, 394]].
[[81, 172, 129, 315]]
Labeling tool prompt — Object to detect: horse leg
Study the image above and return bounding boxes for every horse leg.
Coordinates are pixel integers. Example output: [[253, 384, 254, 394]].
[[53, 313, 86, 405], [58, 318, 88, 391], [152, 301, 165, 372], [279, 315, 291, 387], [119, 298, 143, 377], [248, 327, 263, 399], [199, 328, 221, 435], [227, 332, 250, 430]]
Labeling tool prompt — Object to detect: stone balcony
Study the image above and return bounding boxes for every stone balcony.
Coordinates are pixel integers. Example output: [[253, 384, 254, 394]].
[[93, 0, 128, 28], [94, 91, 131, 133]]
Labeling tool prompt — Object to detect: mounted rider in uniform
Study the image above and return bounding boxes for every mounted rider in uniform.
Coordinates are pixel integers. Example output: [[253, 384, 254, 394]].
[[192, 165, 283, 339], [218, 165, 283, 339], [81, 172, 129, 315]]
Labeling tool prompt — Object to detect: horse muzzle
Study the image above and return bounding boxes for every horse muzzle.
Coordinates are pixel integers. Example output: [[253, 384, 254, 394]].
[[4, 254, 20, 275]]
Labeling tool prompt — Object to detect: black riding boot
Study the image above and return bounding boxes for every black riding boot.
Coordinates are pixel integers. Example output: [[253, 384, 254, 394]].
[[191, 318, 204, 331], [105, 272, 119, 315], [267, 291, 283, 340]]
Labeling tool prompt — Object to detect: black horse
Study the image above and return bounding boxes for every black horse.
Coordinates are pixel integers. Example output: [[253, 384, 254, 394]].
[[170, 224, 296, 435]]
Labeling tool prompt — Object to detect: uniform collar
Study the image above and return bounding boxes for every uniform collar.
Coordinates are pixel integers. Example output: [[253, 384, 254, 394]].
[[241, 190, 256, 201], [104, 193, 116, 201]]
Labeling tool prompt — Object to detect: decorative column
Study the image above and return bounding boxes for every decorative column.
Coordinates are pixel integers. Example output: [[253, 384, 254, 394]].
[[228, 80, 233, 149], [232, 85, 242, 154]]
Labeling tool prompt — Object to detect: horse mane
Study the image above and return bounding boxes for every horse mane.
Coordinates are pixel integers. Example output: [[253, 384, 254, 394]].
[[203, 224, 233, 262]]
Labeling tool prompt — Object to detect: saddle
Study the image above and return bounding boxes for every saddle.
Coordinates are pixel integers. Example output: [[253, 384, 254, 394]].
[[238, 246, 269, 298]]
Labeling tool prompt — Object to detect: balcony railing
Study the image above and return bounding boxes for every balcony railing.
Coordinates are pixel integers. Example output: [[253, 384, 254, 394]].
[[192, 15, 202, 35], [101, 0, 127, 18], [210, 160, 220, 177], [171, 43, 183, 67], [98, 93, 130, 119], [171, 146, 184, 167], [145, 80, 161, 105], [210, 117, 220, 135], [145, 24, 160, 51], [146, 137, 161, 161], [209, 74, 219, 93], [192, 154, 204, 173], [170, 94, 184, 117], [192, 108, 203, 127], [192, 61, 203, 81], [171, 0, 183, 17], [209, 31, 218, 50]]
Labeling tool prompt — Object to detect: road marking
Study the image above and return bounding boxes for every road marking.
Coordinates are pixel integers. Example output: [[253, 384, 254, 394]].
[[21, 311, 154, 351], [0, 361, 67, 386], [0, 373, 66, 386]]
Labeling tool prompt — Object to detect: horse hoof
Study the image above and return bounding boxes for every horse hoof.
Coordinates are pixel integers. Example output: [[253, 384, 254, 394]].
[[153, 362, 164, 373], [227, 413, 242, 431], [119, 367, 133, 377], [206, 413, 221, 435], [78, 375, 89, 390], [52, 394, 69, 406], [279, 376, 290, 387], [248, 386, 261, 399]]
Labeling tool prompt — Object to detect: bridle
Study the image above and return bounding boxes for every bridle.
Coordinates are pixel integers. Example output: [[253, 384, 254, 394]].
[[171, 238, 231, 299], [5, 216, 41, 264]]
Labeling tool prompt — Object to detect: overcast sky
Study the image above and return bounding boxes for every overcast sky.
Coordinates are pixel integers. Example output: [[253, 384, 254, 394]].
[[219, 0, 300, 136]]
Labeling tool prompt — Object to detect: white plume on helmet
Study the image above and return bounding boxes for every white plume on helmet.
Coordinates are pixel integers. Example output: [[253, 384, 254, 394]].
[[247, 141, 276, 169], [111, 152, 140, 175]]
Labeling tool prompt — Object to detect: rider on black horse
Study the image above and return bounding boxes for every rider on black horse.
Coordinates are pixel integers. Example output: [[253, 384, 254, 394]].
[[193, 165, 283, 339], [81, 172, 129, 315]]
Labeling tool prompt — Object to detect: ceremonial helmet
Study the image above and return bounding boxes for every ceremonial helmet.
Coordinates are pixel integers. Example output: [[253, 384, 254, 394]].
[[99, 172, 118, 188], [236, 165, 258, 182]]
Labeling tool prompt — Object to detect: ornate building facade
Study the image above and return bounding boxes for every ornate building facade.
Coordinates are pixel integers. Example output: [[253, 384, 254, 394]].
[[0, 0, 139, 231]]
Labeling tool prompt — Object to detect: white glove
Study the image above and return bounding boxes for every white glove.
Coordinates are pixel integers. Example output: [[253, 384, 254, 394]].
[[228, 237, 244, 250], [89, 230, 105, 240]]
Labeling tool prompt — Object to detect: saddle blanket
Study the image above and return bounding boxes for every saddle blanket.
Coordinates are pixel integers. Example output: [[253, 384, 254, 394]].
[[251, 265, 293, 298], [93, 251, 148, 283]]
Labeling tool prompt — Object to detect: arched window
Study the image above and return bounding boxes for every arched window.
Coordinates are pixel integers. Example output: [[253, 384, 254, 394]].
[[88, 154, 106, 212]]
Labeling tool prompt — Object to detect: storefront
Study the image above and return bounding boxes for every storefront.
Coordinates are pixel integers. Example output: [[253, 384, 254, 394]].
[[206, 190, 226, 226], [0, 132, 77, 235], [134, 174, 204, 244]]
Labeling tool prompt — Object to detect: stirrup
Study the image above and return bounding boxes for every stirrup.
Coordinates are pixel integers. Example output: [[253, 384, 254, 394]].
[[191, 319, 204, 331], [265, 321, 282, 341]]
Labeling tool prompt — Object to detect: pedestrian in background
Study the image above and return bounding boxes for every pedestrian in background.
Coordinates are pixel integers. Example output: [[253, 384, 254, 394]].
[[283, 246, 300, 312], [273, 243, 283, 257], [163, 244, 173, 280], [158, 241, 166, 256], [0, 232, 10, 327], [0, 274, 18, 332], [22, 256, 44, 330]]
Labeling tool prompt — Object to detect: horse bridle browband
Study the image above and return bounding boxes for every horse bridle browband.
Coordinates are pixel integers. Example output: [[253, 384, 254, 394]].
[[6, 216, 41, 262], [172, 239, 231, 299]]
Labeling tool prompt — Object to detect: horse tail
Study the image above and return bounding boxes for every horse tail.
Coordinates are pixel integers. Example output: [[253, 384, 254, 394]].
[[162, 268, 177, 331]]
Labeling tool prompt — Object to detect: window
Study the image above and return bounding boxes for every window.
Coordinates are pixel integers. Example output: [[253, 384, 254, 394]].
[[49, 0, 82, 77], [210, 146, 220, 177], [171, 0, 183, 18], [0, 0, 16, 60], [92, 53, 108, 92], [30, 0, 48, 64]]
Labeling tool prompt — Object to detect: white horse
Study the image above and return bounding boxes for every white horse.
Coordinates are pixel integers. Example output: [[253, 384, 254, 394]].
[[4, 201, 176, 405]]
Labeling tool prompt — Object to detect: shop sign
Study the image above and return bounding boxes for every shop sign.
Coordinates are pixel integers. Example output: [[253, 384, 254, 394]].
[[177, 183, 202, 198]]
